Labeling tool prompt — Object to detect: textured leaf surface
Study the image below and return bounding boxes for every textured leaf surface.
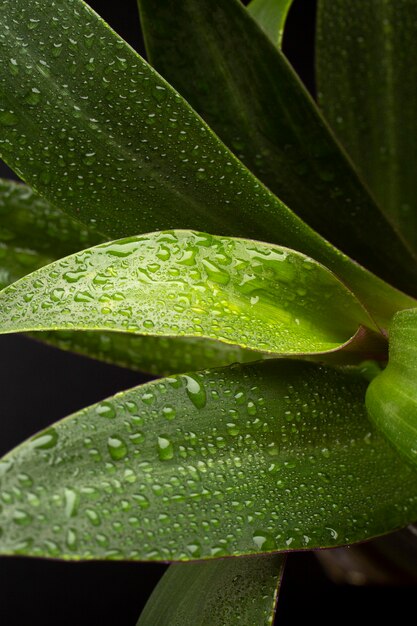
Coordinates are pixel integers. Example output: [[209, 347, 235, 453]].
[[0, 0, 415, 324], [1, 360, 417, 560], [137, 0, 417, 292], [137, 554, 284, 625], [41, 331, 266, 375], [0, 178, 102, 287], [247, 0, 294, 47], [0, 231, 375, 355], [366, 308, 417, 468], [0, 179, 262, 373], [317, 0, 417, 252]]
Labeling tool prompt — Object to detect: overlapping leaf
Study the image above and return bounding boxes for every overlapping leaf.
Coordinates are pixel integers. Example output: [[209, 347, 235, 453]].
[[0, 0, 415, 325], [317, 0, 417, 253], [0, 179, 263, 373], [0, 230, 378, 356], [247, 0, 294, 48], [1, 360, 417, 560], [366, 308, 417, 468], [137, 555, 284, 625], [0, 178, 102, 287], [137, 0, 417, 291]]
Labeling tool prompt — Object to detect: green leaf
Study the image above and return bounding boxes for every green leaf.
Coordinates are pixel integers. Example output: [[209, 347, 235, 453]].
[[316, 0, 417, 253], [0, 179, 263, 374], [137, 0, 417, 293], [40, 331, 266, 375], [137, 554, 285, 625], [0, 230, 378, 356], [0, 178, 102, 287], [366, 308, 417, 468], [0, 0, 416, 323], [247, 0, 294, 47], [1, 360, 417, 560]]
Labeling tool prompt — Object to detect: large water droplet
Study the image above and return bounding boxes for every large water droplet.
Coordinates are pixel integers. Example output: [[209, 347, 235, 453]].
[[107, 436, 128, 461]]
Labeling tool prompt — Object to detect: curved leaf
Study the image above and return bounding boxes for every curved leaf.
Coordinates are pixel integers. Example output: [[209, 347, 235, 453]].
[[1, 360, 417, 560], [137, 0, 417, 292], [366, 308, 417, 468], [0, 179, 265, 374], [317, 0, 417, 253], [247, 0, 294, 47], [38, 331, 266, 376], [0, 0, 415, 323], [0, 230, 377, 356], [0, 179, 262, 372], [137, 554, 285, 625], [0, 178, 102, 287]]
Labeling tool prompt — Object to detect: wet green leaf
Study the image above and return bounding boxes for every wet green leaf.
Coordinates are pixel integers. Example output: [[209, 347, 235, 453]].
[[366, 308, 417, 468], [137, 554, 285, 625], [247, 0, 294, 48], [1, 360, 417, 560], [0, 0, 415, 324], [317, 0, 417, 253], [0, 178, 102, 288], [0, 179, 264, 374], [137, 0, 417, 293], [0, 230, 377, 356], [40, 331, 266, 376]]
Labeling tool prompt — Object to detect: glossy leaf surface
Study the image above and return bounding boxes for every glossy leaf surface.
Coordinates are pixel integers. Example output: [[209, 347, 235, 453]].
[[317, 0, 417, 252], [1, 360, 417, 560], [0, 231, 374, 355], [0, 179, 262, 373], [247, 0, 294, 47], [0, 0, 416, 322], [137, 554, 284, 625], [366, 308, 417, 468], [40, 331, 265, 376], [137, 0, 417, 291], [0, 178, 102, 287]]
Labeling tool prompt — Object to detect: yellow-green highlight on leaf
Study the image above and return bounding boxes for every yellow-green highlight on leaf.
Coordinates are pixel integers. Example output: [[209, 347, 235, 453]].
[[0, 179, 265, 374], [0, 230, 377, 356], [137, 0, 417, 298], [247, 0, 294, 48], [0, 0, 416, 325], [137, 555, 285, 625], [366, 308, 417, 468], [1, 360, 417, 561], [317, 0, 417, 254]]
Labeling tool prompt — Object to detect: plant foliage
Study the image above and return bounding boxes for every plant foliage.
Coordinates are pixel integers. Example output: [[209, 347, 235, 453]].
[[0, 0, 416, 623]]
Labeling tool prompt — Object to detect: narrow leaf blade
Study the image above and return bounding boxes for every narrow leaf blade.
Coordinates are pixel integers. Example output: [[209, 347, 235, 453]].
[[0, 230, 376, 356], [0, 179, 263, 373], [0, 0, 416, 323], [247, 0, 294, 47], [0, 178, 102, 287], [137, 555, 285, 625], [366, 308, 417, 468], [137, 0, 417, 291], [1, 360, 417, 560], [317, 0, 417, 252]]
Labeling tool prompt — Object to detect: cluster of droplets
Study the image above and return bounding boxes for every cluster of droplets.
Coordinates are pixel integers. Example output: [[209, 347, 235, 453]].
[[0, 361, 415, 560], [0, 0, 283, 243], [0, 231, 364, 354]]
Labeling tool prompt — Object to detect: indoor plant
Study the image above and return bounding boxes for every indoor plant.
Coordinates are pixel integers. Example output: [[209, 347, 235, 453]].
[[0, 0, 417, 623]]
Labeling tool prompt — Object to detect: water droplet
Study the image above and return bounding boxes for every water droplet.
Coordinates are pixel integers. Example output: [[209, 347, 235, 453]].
[[96, 402, 116, 419], [157, 435, 174, 461], [252, 530, 277, 551], [107, 436, 128, 461], [184, 375, 207, 409], [31, 427, 58, 450]]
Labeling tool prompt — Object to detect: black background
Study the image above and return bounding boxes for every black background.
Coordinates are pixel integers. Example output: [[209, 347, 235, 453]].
[[0, 1, 415, 624]]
